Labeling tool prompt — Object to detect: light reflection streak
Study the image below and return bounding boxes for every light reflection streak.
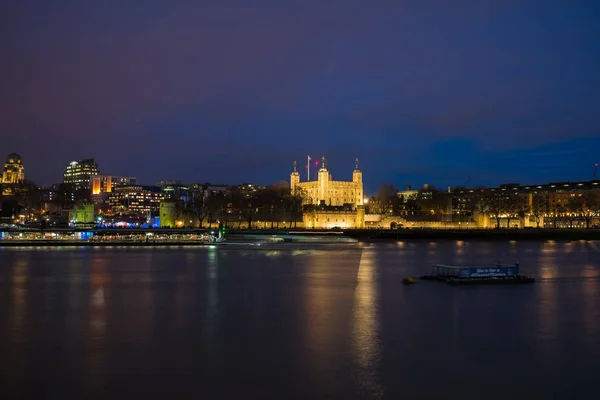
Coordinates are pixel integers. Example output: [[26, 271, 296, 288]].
[[538, 280, 558, 345], [87, 257, 109, 389], [202, 247, 221, 365], [456, 241, 464, 256], [352, 249, 383, 397], [8, 259, 29, 377], [539, 245, 559, 279], [581, 274, 600, 348], [563, 241, 574, 254], [206, 248, 219, 324]]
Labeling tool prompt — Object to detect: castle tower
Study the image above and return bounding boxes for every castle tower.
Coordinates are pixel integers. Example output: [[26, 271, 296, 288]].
[[318, 156, 329, 205], [353, 157, 363, 206], [290, 161, 300, 193]]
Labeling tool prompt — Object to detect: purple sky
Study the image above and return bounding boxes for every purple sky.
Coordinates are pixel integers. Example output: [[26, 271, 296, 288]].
[[2, 0, 599, 193]]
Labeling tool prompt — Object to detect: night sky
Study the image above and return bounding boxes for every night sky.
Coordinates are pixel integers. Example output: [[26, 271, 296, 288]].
[[2, 0, 599, 193]]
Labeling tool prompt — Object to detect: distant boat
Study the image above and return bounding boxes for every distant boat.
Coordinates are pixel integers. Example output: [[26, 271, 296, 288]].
[[421, 263, 535, 285]]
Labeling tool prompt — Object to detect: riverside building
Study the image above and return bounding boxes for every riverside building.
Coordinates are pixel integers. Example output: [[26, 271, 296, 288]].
[[290, 157, 365, 229], [1, 153, 25, 184], [63, 159, 99, 191]]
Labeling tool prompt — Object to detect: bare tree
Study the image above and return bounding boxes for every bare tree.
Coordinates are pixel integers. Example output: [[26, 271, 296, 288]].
[[372, 184, 399, 216], [417, 191, 451, 221], [286, 187, 305, 228], [484, 191, 506, 229], [190, 186, 209, 228], [254, 187, 285, 229], [529, 193, 549, 228], [504, 193, 528, 228], [572, 191, 600, 229], [206, 191, 230, 228], [549, 195, 568, 228], [230, 187, 258, 229]]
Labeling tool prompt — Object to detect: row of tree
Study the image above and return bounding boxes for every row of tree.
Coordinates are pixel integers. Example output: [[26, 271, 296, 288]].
[[366, 184, 600, 228], [461, 190, 600, 229], [3, 180, 599, 229], [178, 183, 305, 228]]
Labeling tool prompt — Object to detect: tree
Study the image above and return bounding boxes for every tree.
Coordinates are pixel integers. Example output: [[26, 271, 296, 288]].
[[256, 187, 287, 229], [565, 196, 582, 228], [416, 190, 451, 221], [286, 187, 305, 228], [371, 184, 399, 216], [206, 191, 230, 228], [230, 187, 258, 229], [549, 194, 568, 228], [190, 186, 209, 227], [573, 191, 600, 229], [483, 191, 505, 229], [529, 193, 549, 228], [504, 193, 528, 228]]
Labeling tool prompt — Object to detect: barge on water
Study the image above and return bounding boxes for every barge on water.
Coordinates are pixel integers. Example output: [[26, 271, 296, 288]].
[[421, 263, 535, 285]]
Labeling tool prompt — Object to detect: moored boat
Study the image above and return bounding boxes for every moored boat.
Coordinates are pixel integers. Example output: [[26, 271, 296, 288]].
[[420, 263, 535, 285]]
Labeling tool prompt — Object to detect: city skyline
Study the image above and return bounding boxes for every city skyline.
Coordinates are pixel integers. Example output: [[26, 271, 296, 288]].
[[2, 1, 599, 190], [2, 151, 599, 196]]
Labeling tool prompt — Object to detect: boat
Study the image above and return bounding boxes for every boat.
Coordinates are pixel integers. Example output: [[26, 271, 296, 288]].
[[420, 263, 535, 285], [403, 276, 415, 285]]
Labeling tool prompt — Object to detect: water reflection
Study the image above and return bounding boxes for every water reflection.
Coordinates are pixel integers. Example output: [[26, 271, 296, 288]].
[[86, 257, 109, 389], [537, 250, 559, 359], [204, 247, 220, 347], [1, 242, 600, 398], [304, 255, 337, 370], [539, 242, 559, 279], [7, 259, 29, 378], [352, 248, 383, 397], [582, 273, 600, 348]]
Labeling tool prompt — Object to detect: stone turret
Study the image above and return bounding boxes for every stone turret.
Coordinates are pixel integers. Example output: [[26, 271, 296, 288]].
[[290, 160, 300, 193], [318, 156, 329, 205], [353, 157, 363, 205]]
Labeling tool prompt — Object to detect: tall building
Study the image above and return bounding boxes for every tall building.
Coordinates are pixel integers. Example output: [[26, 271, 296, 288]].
[[63, 159, 99, 191], [290, 156, 363, 207], [91, 175, 137, 195], [1, 153, 25, 184], [106, 185, 164, 214]]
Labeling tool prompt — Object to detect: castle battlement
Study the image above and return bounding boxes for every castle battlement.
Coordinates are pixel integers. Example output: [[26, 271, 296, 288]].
[[290, 157, 363, 209]]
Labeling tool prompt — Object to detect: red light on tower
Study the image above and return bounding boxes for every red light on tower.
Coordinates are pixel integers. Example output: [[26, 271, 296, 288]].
[[315, 161, 319, 165]]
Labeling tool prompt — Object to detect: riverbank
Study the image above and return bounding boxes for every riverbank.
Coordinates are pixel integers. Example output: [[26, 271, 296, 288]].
[[227, 228, 600, 241], [343, 228, 600, 241], [1, 228, 599, 247], [0, 239, 357, 248]]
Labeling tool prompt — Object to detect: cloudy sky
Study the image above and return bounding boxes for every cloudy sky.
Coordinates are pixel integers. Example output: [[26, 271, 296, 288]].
[[2, 0, 599, 192]]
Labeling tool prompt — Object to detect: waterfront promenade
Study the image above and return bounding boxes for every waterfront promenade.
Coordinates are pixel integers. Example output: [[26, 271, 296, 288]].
[[1, 227, 600, 246]]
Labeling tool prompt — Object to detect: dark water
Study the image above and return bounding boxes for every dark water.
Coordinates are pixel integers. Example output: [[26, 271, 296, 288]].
[[1, 241, 599, 399]]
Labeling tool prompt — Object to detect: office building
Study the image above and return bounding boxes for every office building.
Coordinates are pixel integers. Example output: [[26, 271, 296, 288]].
[[63, 159, 99, 191], [1, 153, 25, 184]]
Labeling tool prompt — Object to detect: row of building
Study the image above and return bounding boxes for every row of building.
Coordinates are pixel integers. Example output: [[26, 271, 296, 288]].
[[1, 152, 599, 229]]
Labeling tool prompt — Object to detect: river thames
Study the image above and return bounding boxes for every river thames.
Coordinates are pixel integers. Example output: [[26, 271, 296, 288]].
[[1, 240, 599, 399]]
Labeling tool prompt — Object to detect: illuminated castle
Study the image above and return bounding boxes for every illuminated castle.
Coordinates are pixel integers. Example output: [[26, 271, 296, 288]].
[[290, 156, 363, 207], [291, 157, 365, 229]]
